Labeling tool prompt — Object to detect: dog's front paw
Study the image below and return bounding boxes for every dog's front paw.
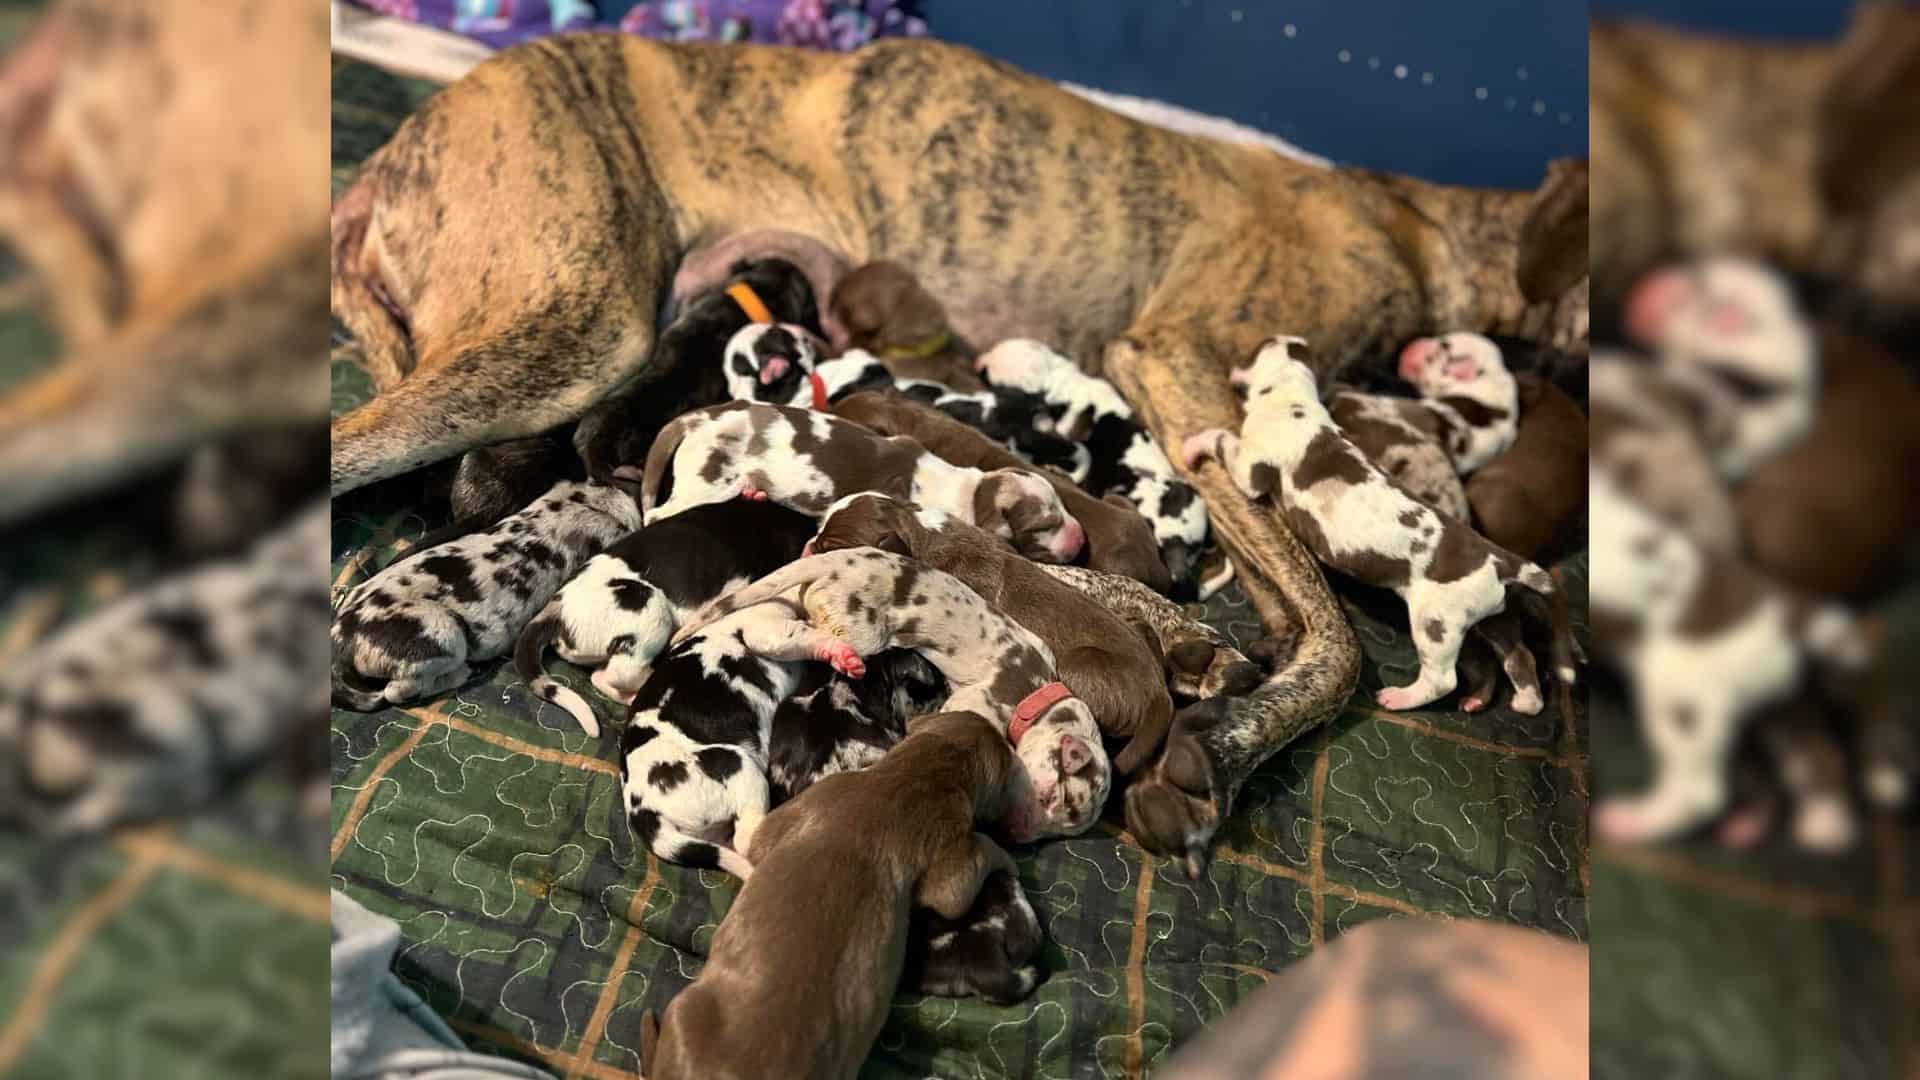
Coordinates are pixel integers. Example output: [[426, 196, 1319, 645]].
[[1180, 430, 1225, 471], [818, 640, 865, 677], [1375, 684, 1434, 711]]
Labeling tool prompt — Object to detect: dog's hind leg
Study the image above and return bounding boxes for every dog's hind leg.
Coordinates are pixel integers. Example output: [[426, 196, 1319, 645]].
[[383, 660, 475, 706], [1469, 611, 1543, 715]]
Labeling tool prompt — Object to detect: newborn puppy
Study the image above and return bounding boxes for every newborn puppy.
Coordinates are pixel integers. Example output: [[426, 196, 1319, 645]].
[[575, 257, 821, 480], [896, 378, 1092, 483], [1394, 332, 1523, 473], [1589, 350, 1742, 553], [766, 648, 948, 805], [828, 260, 985, 389], [638, 711, 1018, 1080], [0, 501, 329, 834], [1624, 255, 1819, 479], [331, 481, 641, 709], [639, 401, 1086, 564], [1588, 467, 1875, 844], [722, 322, 831, 408], [900, 869, 1044, 1004], [1325, 391, 1471, 521], [1466, 371, 1588, 562], [671, 548, 1112, 841], [1183, 337, 1573, 711], [976, 339, 1211, 589], [516, 500, 816, 735], [803, 493, 1174, 774], [831, 391, 1171, 591]]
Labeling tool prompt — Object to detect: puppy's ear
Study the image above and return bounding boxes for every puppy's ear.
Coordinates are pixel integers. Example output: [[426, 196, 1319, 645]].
[[1817, 2, 1920, 219], [1518, 157, 1589, 303], [1166, 638, 1217, 677]]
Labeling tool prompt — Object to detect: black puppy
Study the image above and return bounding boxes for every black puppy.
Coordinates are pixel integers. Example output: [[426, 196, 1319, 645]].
[[575, 258, 821, 479]]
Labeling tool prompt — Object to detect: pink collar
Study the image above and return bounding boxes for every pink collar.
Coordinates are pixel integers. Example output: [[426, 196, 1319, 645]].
[[1008, 682, 1072, 745], [809, 370, 829, 411]]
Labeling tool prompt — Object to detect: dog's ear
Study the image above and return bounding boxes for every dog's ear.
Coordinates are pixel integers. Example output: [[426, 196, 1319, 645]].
[[1166, 638, 1217, 677], [1816, 2, 1920, 220], [1517, 157, 1589, 303]]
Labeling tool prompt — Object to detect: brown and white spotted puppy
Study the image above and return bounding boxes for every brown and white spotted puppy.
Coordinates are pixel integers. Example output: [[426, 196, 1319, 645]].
[[1183, 337, 1573, 712], [638, 400, 1086, 564], [831, 390, 1173, 592], [1588, 349, 1742, 554], [901, 868, 1044, 1005], [669, 548, 1112, 842], [0, 499, 329, 833], [827, 259, 985, 389], [638, 711, 1020, 1080], [1325, 391, 1471, 522], [1624, 256, 1820, 480], [1588, 467, 1875, 845], [1393, 332, 1522, 473], [331, 481, 642, 710], [802, 492, 1173, 774]]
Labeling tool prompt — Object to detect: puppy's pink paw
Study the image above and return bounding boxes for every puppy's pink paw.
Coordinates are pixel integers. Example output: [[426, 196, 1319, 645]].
[[1375, 685, 1429, 711], [1180, 431, 1221, 471], [1716, 803, 1772, 850], [818, 641, 865, 678], [1459, 693, 1488, 713], [739, 483, 770, 502], [1592, 799, 1647, 843]]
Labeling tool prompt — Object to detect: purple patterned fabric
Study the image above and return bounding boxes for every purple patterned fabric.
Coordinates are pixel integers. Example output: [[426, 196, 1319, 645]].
[[352, 0, 927, 51]]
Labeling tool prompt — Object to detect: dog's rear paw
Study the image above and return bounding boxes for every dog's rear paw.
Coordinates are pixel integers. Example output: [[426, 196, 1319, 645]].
[[1375, 685, 1435, 711], [818, 641, 865, 677]]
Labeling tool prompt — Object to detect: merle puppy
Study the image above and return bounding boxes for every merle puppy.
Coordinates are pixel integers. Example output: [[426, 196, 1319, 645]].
[[575, 257, 821, 479], [331, 481, 642, 709]]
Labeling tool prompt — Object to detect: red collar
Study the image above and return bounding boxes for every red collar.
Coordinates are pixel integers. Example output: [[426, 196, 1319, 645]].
[[1008, 682, 1072, 745], [809, 370, 829, 411]]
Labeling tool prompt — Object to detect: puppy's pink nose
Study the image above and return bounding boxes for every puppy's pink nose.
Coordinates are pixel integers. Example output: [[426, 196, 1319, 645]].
[[1625, 268, 1689, 346], [759, 356, 791, 384], [1397, 338, 1436, 382], [1052, 518, 1086, 561]]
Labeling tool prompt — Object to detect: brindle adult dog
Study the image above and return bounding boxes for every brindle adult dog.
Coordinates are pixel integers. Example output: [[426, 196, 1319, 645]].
[[330, 35, 1589, 734]]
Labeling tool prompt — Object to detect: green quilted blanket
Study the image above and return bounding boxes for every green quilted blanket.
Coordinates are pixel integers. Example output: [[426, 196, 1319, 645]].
[[324, 53, 1588, 1079]]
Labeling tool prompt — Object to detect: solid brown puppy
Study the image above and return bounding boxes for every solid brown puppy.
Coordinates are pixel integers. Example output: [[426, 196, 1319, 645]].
[[1467, 371, 1588, 562], [639, 710, 1019, 1080], [807, 492, 1174, 774], [832, 389, 1174, 593], [830, 260, 987, 389]]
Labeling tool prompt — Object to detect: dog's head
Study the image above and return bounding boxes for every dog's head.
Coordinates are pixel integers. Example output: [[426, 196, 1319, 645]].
[[723, 322, 822, 406], [1623, 256, 1817, 400], [806, 491, 950, 558], [827, 259, 951, 356], [1001, 696, 1110, 843], [975, 338, 1073, 397], [1230, 335, 1319, 402], [1397, 333, 1513, 403], [972, 469, 1084, 563]]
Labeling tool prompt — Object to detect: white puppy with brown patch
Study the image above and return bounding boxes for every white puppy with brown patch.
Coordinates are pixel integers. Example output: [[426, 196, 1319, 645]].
[[1392, 331, 1522, 473], [1181, 336, 1572, 712]]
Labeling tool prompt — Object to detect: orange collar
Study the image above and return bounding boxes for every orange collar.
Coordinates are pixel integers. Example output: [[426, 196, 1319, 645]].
[[809, 370, 829, 411], [726, 282, 775, 324], [1008, 682, 1072, 746]]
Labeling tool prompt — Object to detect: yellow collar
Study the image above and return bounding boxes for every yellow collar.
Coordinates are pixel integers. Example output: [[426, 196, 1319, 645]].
[[881, 331, 952, 361]]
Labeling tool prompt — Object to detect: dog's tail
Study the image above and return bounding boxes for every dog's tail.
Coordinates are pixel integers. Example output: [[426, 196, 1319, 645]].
[[635, 411, 697, 513], [643, 811, 754, 880], [1511, 562, 1577, 688], [513, 606, 602, 738], [668, 558, 833, 648], [330, 645, 389, 712]]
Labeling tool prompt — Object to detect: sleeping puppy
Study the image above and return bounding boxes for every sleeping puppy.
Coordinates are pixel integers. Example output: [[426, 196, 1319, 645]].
[[802, 492, 1174, 774], [765, 647, 948, 805], [0, 500, 329, 834], [1466, 371, 1588, 562], [976, 339, 1211, 589], [722, 322, 831, 408], [575, 257, 821, 480], [670, 548, 1113, 842], [1623, 255, 1819, 480], [827, 260, 986, 389], [619, 603, 944, 877], [1588, 466, 1875, 845], [1589, 349, 1743, 554], [1393, 332, 1523, 474], [1325, 391, 1472, 522], [830, 391, 1171, 591], [515, 499, 815, 736], [638, 401, 1086, 564], [331, 481, 641, 709], [894, 378, 1093, 484], [1183, 336, 1573, 712], [901, 869, 1044, 1005], [638, 711, 1019, 1080], [376, 431, 588, 576]]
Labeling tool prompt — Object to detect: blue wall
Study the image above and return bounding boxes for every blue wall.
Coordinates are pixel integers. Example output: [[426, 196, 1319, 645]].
[[925, 0, 1588, 191], [1589, 1, 1850, 39]]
